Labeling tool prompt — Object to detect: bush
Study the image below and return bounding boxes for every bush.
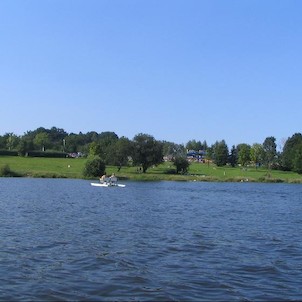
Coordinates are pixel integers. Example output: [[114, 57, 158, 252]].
[[0, 164, 20, 177], [0, 150, 18, 156], [26, 151, 68, 158], [173, 156, 190, 174], [83, 157, 106, 178]]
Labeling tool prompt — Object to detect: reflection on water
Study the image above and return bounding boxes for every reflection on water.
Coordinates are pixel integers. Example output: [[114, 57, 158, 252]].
[[0, 178, 301, 301]]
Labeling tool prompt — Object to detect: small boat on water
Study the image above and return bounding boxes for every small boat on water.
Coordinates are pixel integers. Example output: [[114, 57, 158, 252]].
[[91, 182, 126, 188], [92, 173, 126, 187]]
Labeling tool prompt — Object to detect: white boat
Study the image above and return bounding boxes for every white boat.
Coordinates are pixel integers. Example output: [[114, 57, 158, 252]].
[[91, 182, 126, 188]]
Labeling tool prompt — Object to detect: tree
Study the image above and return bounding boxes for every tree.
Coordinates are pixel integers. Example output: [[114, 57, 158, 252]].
[[84, 131, 99, 144], [22, 128, 44, 151], [293, 144, 302, 174], [228, 145, 237, 167], [108, 137, 133, 171], [17, 137, 34, 156], [204, 146, 213, 167], [281, 133, 302, 171], [132, 133, 163, 173], [34, 132, 50, 151], [48, 127, 68, 150], [17, 139, 27, 156], [186, 139, 203, 151], [237, 143, 251, 167], [202, 140, 208, 151], [173, 156, 190, 174], [250, 143, 264, 168], [88, 142, 102, 157], [98, 131, 119, 145], [263, 136, 277, 169], [88, 131, 119, 163], [5, 133, 20, 150], [213, 140, 229, 166], [162, 141, 186, 159], [83, 157, 106, 177]]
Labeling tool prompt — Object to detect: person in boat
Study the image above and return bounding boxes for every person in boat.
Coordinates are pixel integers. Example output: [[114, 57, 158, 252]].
[[109, 173, 118, 184], [100, 173, 108, 184]]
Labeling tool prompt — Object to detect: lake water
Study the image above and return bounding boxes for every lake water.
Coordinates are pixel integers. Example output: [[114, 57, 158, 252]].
[[0, 178, 301, 301]]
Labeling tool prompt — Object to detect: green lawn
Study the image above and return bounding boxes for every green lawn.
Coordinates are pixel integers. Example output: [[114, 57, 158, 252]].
[[1, 156, 302, 183], [0, 156, 85, 178]]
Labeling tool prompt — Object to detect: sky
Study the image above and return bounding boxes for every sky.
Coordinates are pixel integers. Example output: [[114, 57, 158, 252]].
[[0, 0, 301, 148]]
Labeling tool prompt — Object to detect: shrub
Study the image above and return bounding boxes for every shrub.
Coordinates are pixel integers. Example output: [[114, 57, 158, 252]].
[[26, 151, 68, 158], [173, 156, 190, 174], [83, 157, 106, 178], [0, 150, 18, 156], [0, 164, 20, 177]]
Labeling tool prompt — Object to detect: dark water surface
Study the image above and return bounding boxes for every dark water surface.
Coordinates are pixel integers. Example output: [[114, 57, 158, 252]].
[[0, 178, 301, 301]]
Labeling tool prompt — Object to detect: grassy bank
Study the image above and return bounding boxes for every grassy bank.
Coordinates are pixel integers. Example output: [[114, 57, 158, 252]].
[[0, 156, 302, 183], [0, 156, 83, 178]]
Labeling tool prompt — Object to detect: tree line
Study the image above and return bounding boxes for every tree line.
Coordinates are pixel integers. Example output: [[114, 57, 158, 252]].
[[1, 126, 302, 174]]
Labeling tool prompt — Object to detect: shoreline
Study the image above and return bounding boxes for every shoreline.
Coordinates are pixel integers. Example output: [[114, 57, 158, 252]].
[[1, 156, 302, 184], [1, 173, 302, 184]]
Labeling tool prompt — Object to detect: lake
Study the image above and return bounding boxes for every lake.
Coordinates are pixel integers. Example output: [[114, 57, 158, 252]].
[[0, 178, 301, 301]]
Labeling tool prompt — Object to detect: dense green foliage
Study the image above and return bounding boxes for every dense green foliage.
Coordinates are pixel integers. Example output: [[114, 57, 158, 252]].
[[83, 157, 106, 178], [26, 151, 68, 158], [263, 137, 277, 169], [250, 143, 265, 168], [186, 139, 207, 151], [228, 145, 237, 167], [292, 144, 302, 174], [237, 144, 251, 167], [213, 140, 229, 166], [173, 156, 190, 174], [0, 164, 20, 177], [281, 133, 302, 172], [1, 126, 302, 174], [132, 133, 163, 173], [0, 150, 18, 156]]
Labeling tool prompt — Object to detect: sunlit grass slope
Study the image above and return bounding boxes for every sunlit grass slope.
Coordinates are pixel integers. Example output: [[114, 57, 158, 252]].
[[0, 156, 302, 183]]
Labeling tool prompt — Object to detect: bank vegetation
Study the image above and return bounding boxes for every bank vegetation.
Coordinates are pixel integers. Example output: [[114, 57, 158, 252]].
[[1, 127, 302, 182]]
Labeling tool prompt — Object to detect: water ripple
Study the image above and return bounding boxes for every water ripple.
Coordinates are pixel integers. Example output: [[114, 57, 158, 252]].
[[0, 179, 302, 301]]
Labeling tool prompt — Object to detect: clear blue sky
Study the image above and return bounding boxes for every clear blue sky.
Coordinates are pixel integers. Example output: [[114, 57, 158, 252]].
[[1, 0, 301, 148]]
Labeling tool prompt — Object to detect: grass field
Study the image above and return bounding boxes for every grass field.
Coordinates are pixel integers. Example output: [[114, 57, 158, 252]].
[[0, 156, 302, 183], [0, 156, 84, 178]]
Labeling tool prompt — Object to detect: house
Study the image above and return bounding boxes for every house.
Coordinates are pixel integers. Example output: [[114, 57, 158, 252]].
[[186, 149, 206, 162]]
